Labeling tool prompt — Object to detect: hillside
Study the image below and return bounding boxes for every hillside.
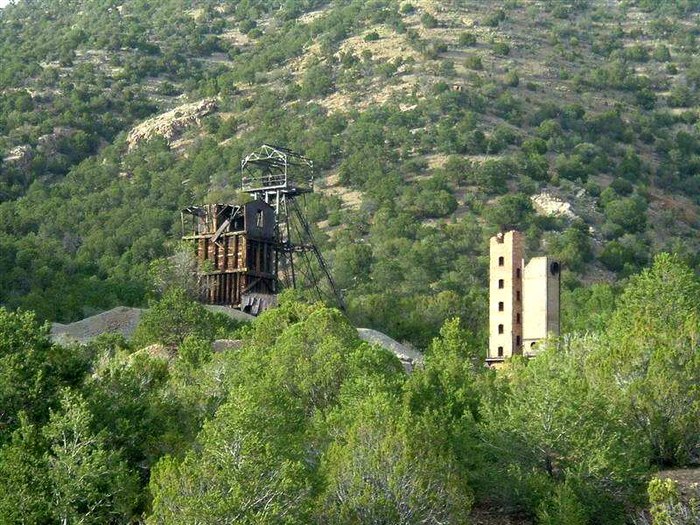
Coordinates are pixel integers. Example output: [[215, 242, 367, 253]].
[[1, 0, 700, 347]]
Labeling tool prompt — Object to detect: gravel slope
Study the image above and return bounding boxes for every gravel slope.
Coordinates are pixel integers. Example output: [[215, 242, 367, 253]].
[[50, 307, 422, 371]]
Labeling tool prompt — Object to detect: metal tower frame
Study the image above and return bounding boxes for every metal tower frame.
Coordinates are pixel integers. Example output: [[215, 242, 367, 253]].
[[241, 144, 345, 310]]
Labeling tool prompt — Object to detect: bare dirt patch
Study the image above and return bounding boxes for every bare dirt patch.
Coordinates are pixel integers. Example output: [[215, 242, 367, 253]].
[[221, 28, 250, 46], [655, 468, 700, 502], [469, 505, 532, 525], [648, 189, 698, 226], [338, 25, 419, 63], [318, 78, 414, 114], [318, 173, 363, 210]]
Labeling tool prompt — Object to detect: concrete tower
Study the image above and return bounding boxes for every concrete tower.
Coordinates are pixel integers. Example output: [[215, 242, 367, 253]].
[[488, 231, 524, 364], [522, 257, 561, 356], [488, 230, 561, 365]]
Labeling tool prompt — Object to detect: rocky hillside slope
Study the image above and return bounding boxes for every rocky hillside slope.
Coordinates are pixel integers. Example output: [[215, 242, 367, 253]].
[[1, 0, 700, 345]]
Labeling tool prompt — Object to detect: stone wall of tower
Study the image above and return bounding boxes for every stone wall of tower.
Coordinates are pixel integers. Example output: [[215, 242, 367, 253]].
[[488, 231, 524, 363], [522, 256, 561, 356]]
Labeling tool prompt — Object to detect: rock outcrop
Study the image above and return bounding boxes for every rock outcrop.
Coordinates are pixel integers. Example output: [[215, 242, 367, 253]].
[[531, 192, 578, 220], [126, 98, 217, 150], [3, 145, 33, 164]]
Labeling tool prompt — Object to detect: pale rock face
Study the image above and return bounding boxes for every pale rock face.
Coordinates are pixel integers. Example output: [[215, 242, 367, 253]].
[[3, 145, 32, 163], [126, 98, 218, 151], [530, 193, 578, 220]]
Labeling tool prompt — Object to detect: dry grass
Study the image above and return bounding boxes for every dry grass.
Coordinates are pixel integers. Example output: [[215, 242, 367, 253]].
[[298, 6, 331, 24], [338, 24, 420, 62], [220, 28, 251, 46], [319, 173, 363, 210], [648, 189, 698, 226], [186, 8, 205, 21], [318, 79, 414, 114]]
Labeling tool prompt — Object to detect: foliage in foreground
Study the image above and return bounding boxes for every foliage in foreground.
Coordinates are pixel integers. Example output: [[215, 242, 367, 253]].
[[0, 254, 697, 524]]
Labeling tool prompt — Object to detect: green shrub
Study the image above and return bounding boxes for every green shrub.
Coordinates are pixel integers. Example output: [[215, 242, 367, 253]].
[[421, 12, 438, 28], [493, 41, 511, 56], [131, 289, 240, 349], [537, 483, 588, 525], [604, 196, 647, 233], [653, 45, 671, 62], [459, 32, 477, 46], [645, 477, 700, 525], [483, 9, 506, 27], [668, 83, 693, 108], [485, 193, 534, 229], [400, 3, 415, 14], [504, 70, 519, 87], [465, 54, 484, 70]]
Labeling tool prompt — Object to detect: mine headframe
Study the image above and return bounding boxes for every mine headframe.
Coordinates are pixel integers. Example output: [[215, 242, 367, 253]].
[[241, 144, 345, 311], [241, 143, 314, 213], [180, 145, 344, 316]]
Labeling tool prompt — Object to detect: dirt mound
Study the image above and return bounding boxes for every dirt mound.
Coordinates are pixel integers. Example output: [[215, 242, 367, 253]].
[[50, 307, 422, 375], [356, 328, 424, 372], [205, 305, 256, 322], [50, 304, 254, 346], [51, 306, 144, 345], [210, 329, 423, 373]]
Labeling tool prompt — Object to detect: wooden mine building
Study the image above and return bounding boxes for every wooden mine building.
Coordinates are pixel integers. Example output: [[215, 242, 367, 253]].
[[181, 200, 278, 314]]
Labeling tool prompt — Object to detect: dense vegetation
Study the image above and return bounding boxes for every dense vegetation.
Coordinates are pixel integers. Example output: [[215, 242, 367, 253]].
[[0, 254, 698, 524], [0, 0, 699, 346], [0, 1, 699, 522]]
